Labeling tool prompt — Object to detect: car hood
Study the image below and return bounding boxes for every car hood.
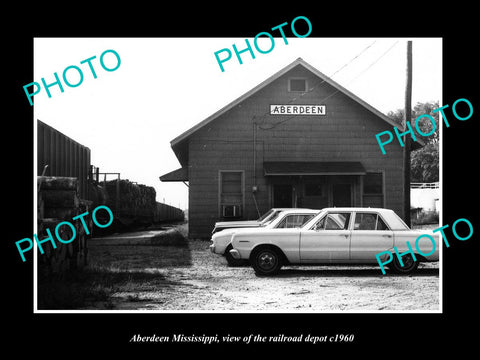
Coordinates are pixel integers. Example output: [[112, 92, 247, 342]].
[[214, 221, 261, 228], [213, 225, 269, 239]]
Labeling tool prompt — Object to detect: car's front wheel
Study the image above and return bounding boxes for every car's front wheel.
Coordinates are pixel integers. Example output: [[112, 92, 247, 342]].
[[389, 253, 419, 274], [250, 246, 282, 276]]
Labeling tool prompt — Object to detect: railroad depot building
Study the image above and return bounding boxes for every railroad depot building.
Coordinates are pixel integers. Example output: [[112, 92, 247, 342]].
[[161, 58, 416, 239]]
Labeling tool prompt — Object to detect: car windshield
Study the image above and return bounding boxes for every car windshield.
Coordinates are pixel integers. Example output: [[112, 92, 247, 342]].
[[274, 213, 316, 228], [259, 209, 285, 225], [257, 209, 275, 222]]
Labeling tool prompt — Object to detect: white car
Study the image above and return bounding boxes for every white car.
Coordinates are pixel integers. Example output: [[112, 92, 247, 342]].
[[210, 209, 320, 266], [227, 207, 439, 276], [211, 208, 291, 234]]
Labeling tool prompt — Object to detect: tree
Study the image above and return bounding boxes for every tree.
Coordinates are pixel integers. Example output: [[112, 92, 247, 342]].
[[387, 101, 439, 183]]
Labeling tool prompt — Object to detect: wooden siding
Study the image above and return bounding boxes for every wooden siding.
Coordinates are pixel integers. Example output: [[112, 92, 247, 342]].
[[187, 65, 404, 239]]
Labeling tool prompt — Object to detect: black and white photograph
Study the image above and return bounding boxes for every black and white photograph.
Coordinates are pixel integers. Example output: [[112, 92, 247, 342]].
[[31, 37, 442, 313], [6, 7, 479, 355]]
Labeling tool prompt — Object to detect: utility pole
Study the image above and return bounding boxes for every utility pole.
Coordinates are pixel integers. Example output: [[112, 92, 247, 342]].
[[404, 41, 412, 227]]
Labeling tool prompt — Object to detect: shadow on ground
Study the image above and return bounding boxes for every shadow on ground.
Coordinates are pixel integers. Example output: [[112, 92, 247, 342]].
[[37, 267, 183, 310], [38, 227, 191, 310], [273, 266, 439, 278]]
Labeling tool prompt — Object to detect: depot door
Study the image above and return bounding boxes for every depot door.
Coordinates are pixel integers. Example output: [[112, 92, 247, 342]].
[[332, 183, 352, 207], [273, 184, 293, 207]]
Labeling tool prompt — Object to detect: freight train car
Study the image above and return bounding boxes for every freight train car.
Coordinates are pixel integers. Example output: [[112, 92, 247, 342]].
[[102, 178, 156, 229], [37, 120, 91, 200], [101, 178, 184, 230], [154, 202, 185, 223], [37, 120, 94, 275], [37, 120, 185, 272]]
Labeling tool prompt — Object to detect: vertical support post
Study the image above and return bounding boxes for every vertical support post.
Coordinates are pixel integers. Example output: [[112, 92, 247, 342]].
[[252, 118, 261, 218], [404, 40, 412, 227], [116, 174, 120, 216]]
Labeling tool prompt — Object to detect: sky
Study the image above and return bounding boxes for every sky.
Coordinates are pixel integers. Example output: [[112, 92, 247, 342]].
[[33, 37, 442, 210]]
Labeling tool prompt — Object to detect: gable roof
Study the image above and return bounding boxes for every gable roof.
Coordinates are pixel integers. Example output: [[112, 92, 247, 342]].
[[171, 57, 404, 149]]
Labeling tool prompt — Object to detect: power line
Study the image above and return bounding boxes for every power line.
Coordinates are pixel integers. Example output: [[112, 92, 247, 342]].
[[316, 40, 401, 105], [326, 40, 378, 82], [346, 40, 400, 85], [256, 40, 378, 129], [258, 40, 401, 130]]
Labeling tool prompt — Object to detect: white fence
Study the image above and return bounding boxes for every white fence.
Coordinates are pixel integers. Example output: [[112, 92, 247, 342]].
[[411, 182, 439, 211], [411, 182, 439, 189]]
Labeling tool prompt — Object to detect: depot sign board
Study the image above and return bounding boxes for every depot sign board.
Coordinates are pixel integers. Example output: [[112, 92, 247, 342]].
[[270, 104, 326, 115]]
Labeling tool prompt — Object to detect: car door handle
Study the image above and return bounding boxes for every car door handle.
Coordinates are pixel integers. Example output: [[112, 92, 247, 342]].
[[382, 234, 392, 238]]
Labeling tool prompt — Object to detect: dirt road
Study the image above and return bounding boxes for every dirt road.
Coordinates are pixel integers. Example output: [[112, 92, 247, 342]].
[[84, 223, 440, 312]]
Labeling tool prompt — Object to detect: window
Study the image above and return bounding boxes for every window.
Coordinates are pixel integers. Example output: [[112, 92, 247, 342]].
[[354, 213, 389, 230], [276, 214, 315, 228], [289, 78, 307, 92], [258, 209, 275, 222], [377, 217, 388, 230], [312, 212, 351, 231], [221, 172, 242, 194], [219, 171, 244, 218], [363, 172, 384, 208], [260, 210, 283, 225], [382, 211, 410, 230]]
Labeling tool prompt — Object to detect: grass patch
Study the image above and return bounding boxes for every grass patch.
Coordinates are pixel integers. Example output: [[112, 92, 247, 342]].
[[148, 229, 189, 247], [412, 211, 439, 225], [88, 244, 192, 269]]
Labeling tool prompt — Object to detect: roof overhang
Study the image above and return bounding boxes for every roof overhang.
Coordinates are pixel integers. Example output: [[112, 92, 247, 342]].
[[264, 161, 366, 176], [159, 167, 188, 182]]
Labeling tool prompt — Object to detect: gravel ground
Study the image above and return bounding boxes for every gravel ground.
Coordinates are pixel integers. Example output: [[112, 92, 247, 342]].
[[84, 223, 440, 312]]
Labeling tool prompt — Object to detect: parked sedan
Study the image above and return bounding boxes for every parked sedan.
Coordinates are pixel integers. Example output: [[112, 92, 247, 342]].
[[210, 209, 320, 266], [211, 208, 290, 234], [228, 207, 439, 276]]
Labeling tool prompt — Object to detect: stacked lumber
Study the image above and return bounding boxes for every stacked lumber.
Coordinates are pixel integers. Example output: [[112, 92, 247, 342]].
[[37, 176, 92, 278], [103, 179, 156, 226]]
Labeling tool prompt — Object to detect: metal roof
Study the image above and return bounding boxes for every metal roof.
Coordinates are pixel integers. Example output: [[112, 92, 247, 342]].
[[159, 167, 188, 182]]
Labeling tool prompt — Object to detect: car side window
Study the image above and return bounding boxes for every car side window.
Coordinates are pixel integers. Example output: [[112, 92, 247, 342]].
[[376, 216, 389, 230], [298, 214, 315, 227], [354, 213, 390, 230], [313, 212, 351, 230], [277, 214, 315, 228], [312, 216, 326, 230]]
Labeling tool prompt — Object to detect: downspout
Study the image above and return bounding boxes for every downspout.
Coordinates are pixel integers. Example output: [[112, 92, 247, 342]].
[[252, 119, 261, 217]]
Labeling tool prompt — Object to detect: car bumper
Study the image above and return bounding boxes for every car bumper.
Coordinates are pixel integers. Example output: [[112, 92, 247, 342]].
[[210, 243, 227, 255], [210, 240, 230, 255], [229, 249, 241, 259]]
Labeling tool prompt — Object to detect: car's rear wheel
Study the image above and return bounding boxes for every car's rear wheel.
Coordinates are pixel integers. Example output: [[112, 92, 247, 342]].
[[389, 253, 419, 274], [251, 246, 282, 276]]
